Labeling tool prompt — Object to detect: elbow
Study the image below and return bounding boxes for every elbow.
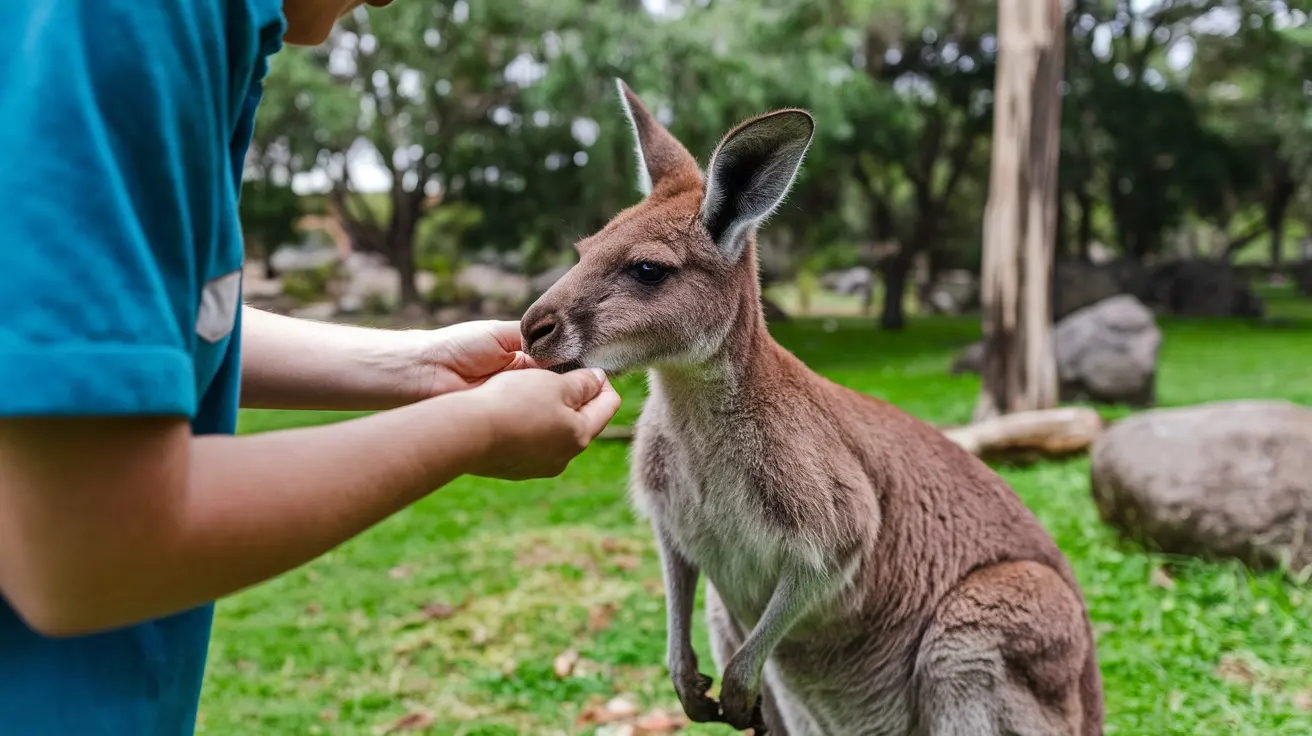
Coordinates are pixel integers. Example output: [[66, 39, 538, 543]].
[[2, 579, 112, 639]]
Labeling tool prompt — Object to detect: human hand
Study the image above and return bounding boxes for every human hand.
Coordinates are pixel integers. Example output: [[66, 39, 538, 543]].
[[399, 320, 538, 398], [461, 367, 621, 480]]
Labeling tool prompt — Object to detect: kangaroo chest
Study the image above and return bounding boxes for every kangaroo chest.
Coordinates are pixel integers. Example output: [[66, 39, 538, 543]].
[[635, 419, 797, 622]]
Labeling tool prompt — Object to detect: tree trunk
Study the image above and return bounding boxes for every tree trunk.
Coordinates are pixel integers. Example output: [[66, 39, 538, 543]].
[[1076, 188, 1093, 261], [1267, 186, 1290, 271], [974, 0, 1065, 422], [395, 244, 421, 306], [1056, 190, 1069, 258], [880, 246, 917, 330], [388, 192, 424, 308]]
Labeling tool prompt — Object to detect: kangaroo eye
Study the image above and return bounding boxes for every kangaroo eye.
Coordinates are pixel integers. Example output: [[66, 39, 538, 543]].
[[628, 261, 670, 285]]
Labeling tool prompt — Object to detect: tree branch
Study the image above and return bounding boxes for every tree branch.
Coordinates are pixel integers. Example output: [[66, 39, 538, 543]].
[[1220, 221, 1268, 259]]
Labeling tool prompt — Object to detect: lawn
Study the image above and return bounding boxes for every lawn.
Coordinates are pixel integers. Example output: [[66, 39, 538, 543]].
[[200, 288, 1312, 736]]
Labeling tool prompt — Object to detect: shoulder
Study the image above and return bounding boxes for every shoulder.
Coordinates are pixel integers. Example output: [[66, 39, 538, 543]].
[[0, 2, 284, 98]]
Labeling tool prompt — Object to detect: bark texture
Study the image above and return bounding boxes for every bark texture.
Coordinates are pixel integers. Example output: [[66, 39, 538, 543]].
[[975, 0, 1066, 421]]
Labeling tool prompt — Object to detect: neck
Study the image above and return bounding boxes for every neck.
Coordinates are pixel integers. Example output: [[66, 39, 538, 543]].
[[649, 272, 776, 418]]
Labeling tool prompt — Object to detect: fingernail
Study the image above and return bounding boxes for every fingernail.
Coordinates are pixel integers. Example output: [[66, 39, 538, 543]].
[[592, 368, 607, 382]]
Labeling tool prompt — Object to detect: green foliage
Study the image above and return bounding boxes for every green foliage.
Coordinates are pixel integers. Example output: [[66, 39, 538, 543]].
[[280, 261, 340, 304], [240, 0, 1312, 318], [238, 180, 303, 262], [416, 202, 485, 271]]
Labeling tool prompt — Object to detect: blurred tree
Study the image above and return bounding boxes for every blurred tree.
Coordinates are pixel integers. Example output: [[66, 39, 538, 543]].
[[249, 1, 572, 305], [852, 0, 998, 329], [1058, 0, 1307, 263], [975, 0, 1064, 421], [1188, 3, 1312, 266], [237, 180, 303, 279], [236, 0, 1309, 322]]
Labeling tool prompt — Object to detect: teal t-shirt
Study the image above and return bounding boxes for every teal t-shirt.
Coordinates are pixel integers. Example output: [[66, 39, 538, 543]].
[[0, 1, 285, 732]]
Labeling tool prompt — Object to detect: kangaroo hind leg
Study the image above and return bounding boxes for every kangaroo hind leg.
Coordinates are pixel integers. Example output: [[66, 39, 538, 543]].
[[913, 561, 1097, 736]]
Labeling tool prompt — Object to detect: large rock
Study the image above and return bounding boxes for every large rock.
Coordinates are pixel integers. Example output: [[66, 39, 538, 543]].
[[456, 263, 531, 307], [336, 252, 437, 314], [1054, 260, 1122, 320], [949, 341, 985, 376], [1054, 295, 1160, 407], [1091, 400, 1312, 575], [270, 243, 338, 273], [951, 295, 1161, 408], [1291, 260, 1312, 298], [1140, 259, 1265, 318], [921, 269, 979, 315], [821, 266, 874, 297]]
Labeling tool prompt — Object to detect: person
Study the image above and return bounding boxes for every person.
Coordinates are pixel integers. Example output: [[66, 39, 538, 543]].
[[0, 1, 622, 733]]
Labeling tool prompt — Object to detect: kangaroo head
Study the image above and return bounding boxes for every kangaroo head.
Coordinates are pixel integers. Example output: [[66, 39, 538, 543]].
[[520, 80, 814, 376]]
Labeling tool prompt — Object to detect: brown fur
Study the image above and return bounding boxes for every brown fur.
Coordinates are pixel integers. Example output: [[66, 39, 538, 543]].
[[521, 81, 1104, 735]]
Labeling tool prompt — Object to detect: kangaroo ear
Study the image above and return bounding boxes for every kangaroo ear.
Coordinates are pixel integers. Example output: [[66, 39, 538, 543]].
[[615, 79, 699, 198], [701, 110, 814, 261]]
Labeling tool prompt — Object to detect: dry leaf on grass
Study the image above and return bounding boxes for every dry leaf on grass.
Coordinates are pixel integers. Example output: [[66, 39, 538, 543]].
[[304, 602, 322, 615], [588, 603, 618, 633], [319, 708, 339, 722], [1149, 567, 1175, 590], [420, 601, 462, 620], [578, 695, 642, 726], [378, 709, 436, 733], [1292, 690, 1312, 711], [1215, 654, 1257, 687], [605, 695, 641, 719], [632, 709, 688, 733], [554, 649, 580, 678], [613, 555, 641, 572], [388, 565, 413, 580], [579, 695, 687, 734]]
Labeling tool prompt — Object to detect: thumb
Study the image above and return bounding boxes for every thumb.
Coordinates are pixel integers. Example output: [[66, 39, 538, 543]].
[[559, 367, 606, 409]]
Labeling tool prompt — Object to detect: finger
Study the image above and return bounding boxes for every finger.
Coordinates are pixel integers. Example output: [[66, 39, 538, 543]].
[[501, 351, 542, 371], [576, 376, 622, 438], [482, 320, 529, 354], [559, 367, 606, 409]]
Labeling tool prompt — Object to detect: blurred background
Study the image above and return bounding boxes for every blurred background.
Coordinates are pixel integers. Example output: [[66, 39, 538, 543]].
[[213, 2, 1312, 735], [240, 0, 1311, 333]]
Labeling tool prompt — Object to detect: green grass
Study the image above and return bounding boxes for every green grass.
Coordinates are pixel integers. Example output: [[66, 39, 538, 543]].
[[202, 289, 1312, 735]]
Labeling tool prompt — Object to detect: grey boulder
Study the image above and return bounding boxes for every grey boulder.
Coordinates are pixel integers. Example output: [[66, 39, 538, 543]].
[[951, 295, 1161, 408], [1091, 400, 1312, 575], [1054, 295, 1161, 407]]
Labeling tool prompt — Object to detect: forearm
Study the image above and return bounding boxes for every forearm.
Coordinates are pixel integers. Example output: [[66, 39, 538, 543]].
[[239, 305, 423, 411], [0, 394, 487, 636]]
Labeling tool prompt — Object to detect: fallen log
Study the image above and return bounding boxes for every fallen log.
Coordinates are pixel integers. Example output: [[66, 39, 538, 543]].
[[598, 406, 1105, 463], [941, 406, 1104, 461]]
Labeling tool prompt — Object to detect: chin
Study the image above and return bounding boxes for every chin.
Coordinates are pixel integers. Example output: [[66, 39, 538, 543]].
[[544, 359, 585, 375], [282, 21, 335, 46]]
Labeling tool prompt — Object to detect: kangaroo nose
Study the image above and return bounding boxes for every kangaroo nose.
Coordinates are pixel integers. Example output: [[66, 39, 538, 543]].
[[523, 315, 557, 352]]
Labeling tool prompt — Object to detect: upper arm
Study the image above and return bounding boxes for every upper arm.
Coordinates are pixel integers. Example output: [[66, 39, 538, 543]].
[[0, 4, 234, 624], [0, 416, 191, 634], [0, 2, 236, 419]]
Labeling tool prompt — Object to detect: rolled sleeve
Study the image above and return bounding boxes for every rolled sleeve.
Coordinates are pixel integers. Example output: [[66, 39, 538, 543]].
[[0, 2, 227, 418]]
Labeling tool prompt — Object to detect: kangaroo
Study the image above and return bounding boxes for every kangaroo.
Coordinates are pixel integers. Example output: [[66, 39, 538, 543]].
[[519, 80, 1104, 736]]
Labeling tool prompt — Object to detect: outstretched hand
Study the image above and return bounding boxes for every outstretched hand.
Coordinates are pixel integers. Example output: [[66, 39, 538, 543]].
[[406, 320, 540, 396], [462, 366, 623, 480]]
